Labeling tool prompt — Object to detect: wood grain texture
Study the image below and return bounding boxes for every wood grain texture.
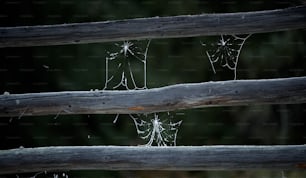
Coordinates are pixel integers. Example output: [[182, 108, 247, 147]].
[[0, 77, 306, 117], [0, 6, 305, 47], [0, 145, 305, 174]]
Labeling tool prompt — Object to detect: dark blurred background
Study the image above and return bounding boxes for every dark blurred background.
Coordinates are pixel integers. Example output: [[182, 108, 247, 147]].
[[0, 0, 306, 177]]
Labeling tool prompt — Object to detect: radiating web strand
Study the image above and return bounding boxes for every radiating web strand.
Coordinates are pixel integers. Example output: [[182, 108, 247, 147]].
[[233, 34, 251, 80], [206, 51, 216, 74], [113, 114, 120, 124]]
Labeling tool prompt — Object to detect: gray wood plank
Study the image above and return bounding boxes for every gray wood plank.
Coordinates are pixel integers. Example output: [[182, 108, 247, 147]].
[[0, 77, 306, 117], [0, 145, 305, 174], [0, 6, 305, 47]]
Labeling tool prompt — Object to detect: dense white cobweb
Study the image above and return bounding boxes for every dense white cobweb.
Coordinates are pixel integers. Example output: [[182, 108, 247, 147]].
[[201, 34, 251, 80], [104, 40, 151, 90], [130, 113, 182, 146], [112, 105, 182, 147], [104, 40, 182, 146]]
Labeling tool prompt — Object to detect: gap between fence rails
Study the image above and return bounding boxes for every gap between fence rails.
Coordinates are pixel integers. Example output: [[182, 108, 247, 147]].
[[0, 5, 305, 47], [1, 76, 306, 117]]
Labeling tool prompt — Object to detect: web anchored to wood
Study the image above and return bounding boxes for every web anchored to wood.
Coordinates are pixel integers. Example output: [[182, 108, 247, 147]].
[[130, 113, 182, 146], [103, 36, 251, 146], [104, 40, 182, 146]]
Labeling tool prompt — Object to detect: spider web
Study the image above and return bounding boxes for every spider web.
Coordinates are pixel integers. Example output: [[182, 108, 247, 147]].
[[201, 34, 251, 80], [104, 40, 182, 146], [103, 40, 150, 90], [129, 113, 182, 146]]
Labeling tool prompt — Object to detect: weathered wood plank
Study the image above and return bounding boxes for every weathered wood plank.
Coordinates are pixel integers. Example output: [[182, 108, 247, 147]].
[[0, 77, 306, 117], [0, 6, 305, 47], [0, 145, 305, 174]]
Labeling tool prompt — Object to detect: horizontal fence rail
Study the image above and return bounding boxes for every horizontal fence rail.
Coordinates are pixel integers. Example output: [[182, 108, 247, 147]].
[[0, 6, 305, 47], [1, 76, 306, 117], [0, 145, 306, 174]]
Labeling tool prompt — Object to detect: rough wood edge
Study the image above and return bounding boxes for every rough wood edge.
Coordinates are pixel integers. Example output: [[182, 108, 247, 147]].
[[0, 6, 305, 47]]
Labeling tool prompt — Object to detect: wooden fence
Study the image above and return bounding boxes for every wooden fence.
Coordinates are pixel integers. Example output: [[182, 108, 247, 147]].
[[0, 5, 306, 175]]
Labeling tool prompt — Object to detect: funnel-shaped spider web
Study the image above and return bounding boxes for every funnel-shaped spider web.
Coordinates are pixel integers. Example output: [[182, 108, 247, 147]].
[[130, 113, 182, 146], [201, 34, 251, 80], [104, 40, 151, 90]]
